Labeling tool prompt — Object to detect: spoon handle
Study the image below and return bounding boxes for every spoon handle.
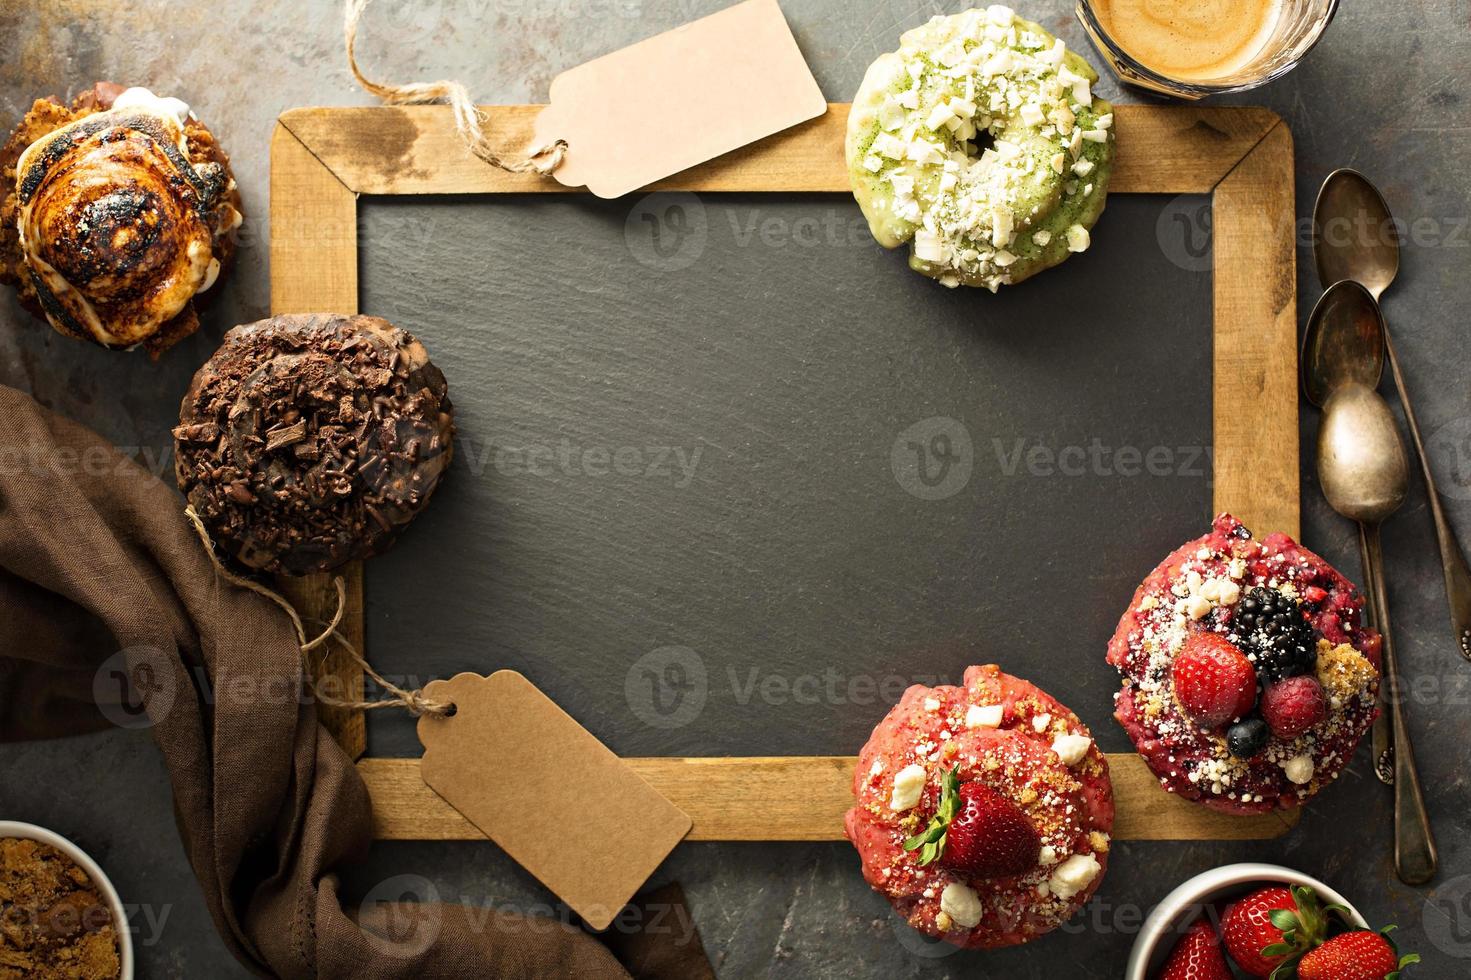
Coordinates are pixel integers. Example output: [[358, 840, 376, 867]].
[[1363, 521, 1438, 885], [1383, 326, 1471, 661], [1358, 523, 1394, 785]]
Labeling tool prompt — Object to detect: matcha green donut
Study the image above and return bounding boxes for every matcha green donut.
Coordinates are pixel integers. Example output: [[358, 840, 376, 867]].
[[846, 6, 1115, 290]]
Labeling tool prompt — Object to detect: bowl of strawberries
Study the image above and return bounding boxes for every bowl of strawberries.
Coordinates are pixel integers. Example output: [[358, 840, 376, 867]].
[[1127, 863, 1420, 979]]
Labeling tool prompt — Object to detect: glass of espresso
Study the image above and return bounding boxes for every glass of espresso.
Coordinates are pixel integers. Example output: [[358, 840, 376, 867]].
[[1076, 0, 1339, 98]]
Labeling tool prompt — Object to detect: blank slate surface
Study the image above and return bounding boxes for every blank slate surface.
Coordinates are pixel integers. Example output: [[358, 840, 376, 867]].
[[359, 191, 1213, 760]]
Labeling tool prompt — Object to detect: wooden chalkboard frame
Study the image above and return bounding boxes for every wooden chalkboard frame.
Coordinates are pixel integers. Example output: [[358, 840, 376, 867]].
[[270, 104, 1299, 842]]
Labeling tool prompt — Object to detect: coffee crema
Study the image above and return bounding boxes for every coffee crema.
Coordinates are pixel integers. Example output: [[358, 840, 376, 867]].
[[1091, 0, 1283, 82]]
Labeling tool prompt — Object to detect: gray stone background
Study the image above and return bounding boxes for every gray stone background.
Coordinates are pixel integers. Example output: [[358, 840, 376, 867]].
[[3, 0, 1471, 976]]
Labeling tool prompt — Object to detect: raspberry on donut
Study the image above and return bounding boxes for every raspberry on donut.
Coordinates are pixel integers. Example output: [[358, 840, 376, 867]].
[[845, 665, 1114, 949], [846, 6, 1115, 290], [1107, 514, 1382, 814]]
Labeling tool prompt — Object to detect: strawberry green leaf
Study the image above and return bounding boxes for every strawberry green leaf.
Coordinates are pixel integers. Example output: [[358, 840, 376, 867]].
[[902, 767, 963, 867], [1269, 909, 1301, 931]]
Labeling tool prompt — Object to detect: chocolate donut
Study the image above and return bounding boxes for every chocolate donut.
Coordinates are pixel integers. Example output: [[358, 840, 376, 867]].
[[0, 82, 242, 357], [174, 313, 455, 576]]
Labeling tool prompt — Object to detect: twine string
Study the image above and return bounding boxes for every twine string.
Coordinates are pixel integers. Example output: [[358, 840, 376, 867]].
[[343, 0, 567, 175], [185, 506, 453, 717]]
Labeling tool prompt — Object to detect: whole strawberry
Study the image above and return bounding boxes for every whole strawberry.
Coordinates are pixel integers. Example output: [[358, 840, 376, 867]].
[[1261, 675, 1328, 739], [903, 767, 1040, 878], [1298, 928, 1419, 980], [1173, 633, 1258, 729], [1222, 885, 1329, 977], [1159, 919, 1232, 980]]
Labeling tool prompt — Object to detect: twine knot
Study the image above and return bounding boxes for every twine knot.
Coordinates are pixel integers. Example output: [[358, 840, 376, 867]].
[[344, 0, 567, 176], [185, 506, 454, 718]]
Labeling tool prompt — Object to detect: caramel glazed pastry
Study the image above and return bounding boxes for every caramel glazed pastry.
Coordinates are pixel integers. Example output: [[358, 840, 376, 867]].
[[174, 314, 455, 577], [0, 82, 242, 357]]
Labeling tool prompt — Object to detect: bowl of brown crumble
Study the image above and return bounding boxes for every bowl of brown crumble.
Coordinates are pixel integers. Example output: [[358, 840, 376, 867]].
[[0, 822, 130, 980]]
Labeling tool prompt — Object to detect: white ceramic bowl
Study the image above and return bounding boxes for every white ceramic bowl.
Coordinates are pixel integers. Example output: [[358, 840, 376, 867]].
[[0, 821, 134, 980], [1126, 863, 1367, 980]]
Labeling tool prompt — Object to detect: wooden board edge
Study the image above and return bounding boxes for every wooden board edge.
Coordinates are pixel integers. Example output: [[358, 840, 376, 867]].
[[277, 103, 1282, 197], [358, 755, 1298, 842], [267, 104, 1304, 814], [1210, 118, 1299, 539], [269, 121, 368, 758]]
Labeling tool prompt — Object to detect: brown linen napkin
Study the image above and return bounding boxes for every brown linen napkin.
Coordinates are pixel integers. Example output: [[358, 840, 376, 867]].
[[0, 385, 714, 980]]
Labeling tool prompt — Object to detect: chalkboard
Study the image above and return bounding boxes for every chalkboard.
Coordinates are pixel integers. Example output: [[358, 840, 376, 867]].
[[355, 190, 1214, 761]]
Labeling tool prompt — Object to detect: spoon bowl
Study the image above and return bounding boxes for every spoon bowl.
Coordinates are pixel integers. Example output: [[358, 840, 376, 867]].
[[1314, 168, 1400, 299], [1317, 382, 1409, 523], [1302, 280, 1386, 407]]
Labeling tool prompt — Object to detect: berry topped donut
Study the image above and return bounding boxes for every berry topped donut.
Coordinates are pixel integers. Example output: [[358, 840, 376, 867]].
[[1108, 514, 1382, 814], [846, 6, 1114, 290], [845, 665, 1113, 949]]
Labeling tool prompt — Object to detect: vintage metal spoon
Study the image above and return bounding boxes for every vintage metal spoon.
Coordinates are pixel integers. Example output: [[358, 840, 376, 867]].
[[1315, 169, 1471, 662], [1302, 281, 1393, 784], [1317, 381, 1438, 885], [1301, 280, 1385, 409]]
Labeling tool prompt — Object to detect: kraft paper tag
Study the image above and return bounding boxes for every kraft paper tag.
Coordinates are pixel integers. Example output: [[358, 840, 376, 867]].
[[418, 671, 691, 930], [532, 0, 826, 198]]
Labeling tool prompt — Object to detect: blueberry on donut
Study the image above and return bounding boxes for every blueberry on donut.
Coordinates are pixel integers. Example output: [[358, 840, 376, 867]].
[[847, 6, 1115, 290]]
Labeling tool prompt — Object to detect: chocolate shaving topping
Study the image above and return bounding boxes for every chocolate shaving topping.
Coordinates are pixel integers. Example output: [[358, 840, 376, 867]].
[[173, 313, 455, 576]]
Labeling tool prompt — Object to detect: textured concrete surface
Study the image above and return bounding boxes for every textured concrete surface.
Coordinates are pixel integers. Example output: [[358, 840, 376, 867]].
[[3, 0, 1471, 977]]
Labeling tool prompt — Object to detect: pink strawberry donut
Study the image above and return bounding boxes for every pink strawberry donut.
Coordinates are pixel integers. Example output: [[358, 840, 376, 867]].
[[845, 664, 1114, 949], [1108, 514, 1382, 814]]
